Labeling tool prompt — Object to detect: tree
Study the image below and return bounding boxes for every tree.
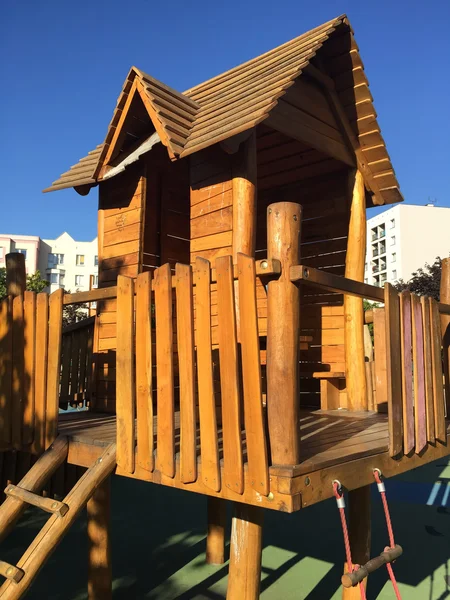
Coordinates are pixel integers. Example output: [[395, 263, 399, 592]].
[[62, 290, 89, 327], [0, 268, 49, 301], [394, 257, 442, 301]]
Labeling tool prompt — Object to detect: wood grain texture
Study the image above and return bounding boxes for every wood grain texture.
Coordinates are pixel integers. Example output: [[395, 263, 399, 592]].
[[32, 294, 48, 455], [421, 296, 435, 443], [216, 255, 244, 495], [135, 271, 153, 472], [154, 264, 175, 478], [12, 294, 24, 449], [411, 294, 427, 453], [87, 477, 112, 600], [429, 298, 446, 442], [116, 276, 135, 473], [45, 289, 63, 450], [0, 297, 12, 446], [195, 257, 220, 492], [237, 253, 269, 495], [175, 264, 197, 484], [22, 292, 36, 445], [384, 284, 403, 457], [400, 292, 414, 453]]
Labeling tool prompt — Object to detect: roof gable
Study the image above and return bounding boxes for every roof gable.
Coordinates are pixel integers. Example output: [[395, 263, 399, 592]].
[[44, 14, 402, 205]]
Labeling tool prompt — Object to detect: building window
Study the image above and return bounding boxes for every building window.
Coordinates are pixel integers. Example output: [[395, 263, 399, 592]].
[[379, 242, 386, 255], [92, 275, 99, 286], [50, 273, 58, 284], [392, 270, 397, 279], [379, 225, 386, 238], [380, 273, 387, 284], [16, 249, 27, 259], [47, 253, 64, 267], [390, 219, 395, 229], [75, 275, 84, 287], [94, 255, 99, 266], [60, 274, 65, 286], [392, 252, 396, 263], [391, 236, 396, 246], [76, 255, 85, 266]]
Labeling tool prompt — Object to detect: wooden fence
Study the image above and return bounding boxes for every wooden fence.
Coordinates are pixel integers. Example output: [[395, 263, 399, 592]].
[[0, 290, 63, 455], [116, 254, 270, 495], [59, 317, 95, 409]]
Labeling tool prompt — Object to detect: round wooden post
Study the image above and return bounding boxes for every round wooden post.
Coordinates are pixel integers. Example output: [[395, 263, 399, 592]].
[[344, 170, 367, 410], [206, 497, 227, 565], [342, 486, 371, 599], [440, 257, 450, 415], [227, 503, 263, 600], [87, 477, 112, 600], [6, 253, 26, 297], [232, 131, 257, 262], [266, 202, 301, 465]]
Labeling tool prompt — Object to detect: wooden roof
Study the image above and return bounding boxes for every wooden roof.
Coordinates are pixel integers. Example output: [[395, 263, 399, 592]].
[[44, 14, 402, 205]]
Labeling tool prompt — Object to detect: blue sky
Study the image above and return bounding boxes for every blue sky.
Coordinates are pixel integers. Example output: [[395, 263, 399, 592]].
[[2, 0, 449, 240]]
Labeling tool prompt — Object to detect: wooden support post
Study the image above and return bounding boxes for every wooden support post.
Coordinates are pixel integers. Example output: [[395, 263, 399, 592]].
[[6, 253, 26, 298], [232, 130, 257, 261], [344, 170, 367, 411], [206, 497, 227, 565], [87, 477, 112, 600], [440, 257, 450, 416], [227, 503, 263, 600], [266, 202, 301, 465], [342, 486, 371, 599]]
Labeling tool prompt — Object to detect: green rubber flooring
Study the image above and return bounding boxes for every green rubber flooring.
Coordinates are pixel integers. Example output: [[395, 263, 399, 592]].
[[1, 458, 449, 599]]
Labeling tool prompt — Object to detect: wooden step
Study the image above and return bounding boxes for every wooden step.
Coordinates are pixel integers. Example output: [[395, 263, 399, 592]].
[[5, 485, 69, 517], [0, 561, 24, 584]]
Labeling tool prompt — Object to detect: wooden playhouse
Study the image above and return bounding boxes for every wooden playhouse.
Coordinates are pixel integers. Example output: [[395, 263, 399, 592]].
[[0, 13, 449, 599]]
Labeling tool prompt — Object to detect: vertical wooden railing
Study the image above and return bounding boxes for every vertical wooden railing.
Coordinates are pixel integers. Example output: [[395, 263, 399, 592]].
[[115, 253, 270, 495], [382, 284, 446, 456], [59, 317, 95, 409], [0, 288, 63, 454]]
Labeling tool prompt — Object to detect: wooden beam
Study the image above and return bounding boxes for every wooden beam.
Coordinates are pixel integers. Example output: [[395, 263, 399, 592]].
[[232, 130, 257, 261], [5, 253, 26, 297], [344, 170, 367, 411], [87, 477, 112, 600], [206, 497, 227, 565]]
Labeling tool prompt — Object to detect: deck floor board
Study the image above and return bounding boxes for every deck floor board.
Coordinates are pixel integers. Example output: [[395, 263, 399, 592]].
[[58, 409, 390, 472]]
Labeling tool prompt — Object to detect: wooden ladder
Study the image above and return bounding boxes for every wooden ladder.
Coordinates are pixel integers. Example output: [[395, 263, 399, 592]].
[[0, 437, 116, 599]]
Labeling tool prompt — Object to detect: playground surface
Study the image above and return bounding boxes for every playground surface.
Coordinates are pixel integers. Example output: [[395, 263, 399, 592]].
[[1, 457, 449, 599]]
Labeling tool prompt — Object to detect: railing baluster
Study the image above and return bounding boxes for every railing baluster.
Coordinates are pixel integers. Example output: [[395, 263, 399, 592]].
[[195, 257, 220, 492], [384, 283, 403, 457], [399, 292, 414, 453], [421, 296, 435, 443], [175, 264, 197, 484], [237, 253, 269, 496], [135, 271, 154, 473], [411, 294, 427, 453], [429, 298, 446, 442], [216, 255, 244, 495], [154, 264, 175, 478]]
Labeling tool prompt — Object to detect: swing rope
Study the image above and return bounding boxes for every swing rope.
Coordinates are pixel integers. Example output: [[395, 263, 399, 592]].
[[373, 469, 402, 600], [333, 481, 367, 600]]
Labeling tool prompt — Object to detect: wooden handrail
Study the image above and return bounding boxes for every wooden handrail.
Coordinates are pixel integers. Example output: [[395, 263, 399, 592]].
[[290, 264, 385, 302]]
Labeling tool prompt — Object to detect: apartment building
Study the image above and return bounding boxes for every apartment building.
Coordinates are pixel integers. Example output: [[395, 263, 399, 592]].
[[0, 234, 40, 273], [365, 204, 450, 286], [0, 232, 98, 294]]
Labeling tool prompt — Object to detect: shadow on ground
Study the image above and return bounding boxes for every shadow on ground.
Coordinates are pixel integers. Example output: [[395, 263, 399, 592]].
[[1, 459, 449, 599]]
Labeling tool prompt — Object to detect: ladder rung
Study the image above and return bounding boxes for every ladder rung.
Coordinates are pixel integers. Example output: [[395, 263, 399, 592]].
[[0, 560, 24, 583], [5, 485, 69, 517]]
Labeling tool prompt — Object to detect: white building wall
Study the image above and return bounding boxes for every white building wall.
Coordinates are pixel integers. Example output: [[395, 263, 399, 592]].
[[38, 233, 99, 294], [365, 205, 450, 286], [0, 235, 40, 274]]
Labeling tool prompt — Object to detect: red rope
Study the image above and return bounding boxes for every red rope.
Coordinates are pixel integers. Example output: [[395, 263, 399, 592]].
[[333, 482, 367, 600], [373, 470, 402, 600]]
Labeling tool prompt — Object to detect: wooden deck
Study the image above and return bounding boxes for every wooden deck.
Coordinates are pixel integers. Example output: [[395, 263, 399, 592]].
[[58, 409, 390, 475]]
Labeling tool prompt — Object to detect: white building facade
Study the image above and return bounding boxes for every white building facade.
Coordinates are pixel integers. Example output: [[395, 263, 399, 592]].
[[38, 233, 98, 294], [0, 232, 98, 294], [365, 204, 450, 287]]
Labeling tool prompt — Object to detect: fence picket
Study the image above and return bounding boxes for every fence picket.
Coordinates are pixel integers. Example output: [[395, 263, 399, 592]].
[[384, 284, 403, 457], [23, 292, 36, 445], [154, 264, 175, 478], [237, 253, 269, 495], [45, 289, 63, 449], [411, 294, 427, 453], [12, 295, 24, 449], [195, 257, 220, 492], [32, 294, 48, 455], [216, 256, 244, 494], [116, 276, 135, 473], [400, 292, 414, 453], [429, 298, 446, 442], [135, 271, 154, 472], [421, 296, 435, 443], [175, 264, 197, 484], [0, 297, 12, 446]]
